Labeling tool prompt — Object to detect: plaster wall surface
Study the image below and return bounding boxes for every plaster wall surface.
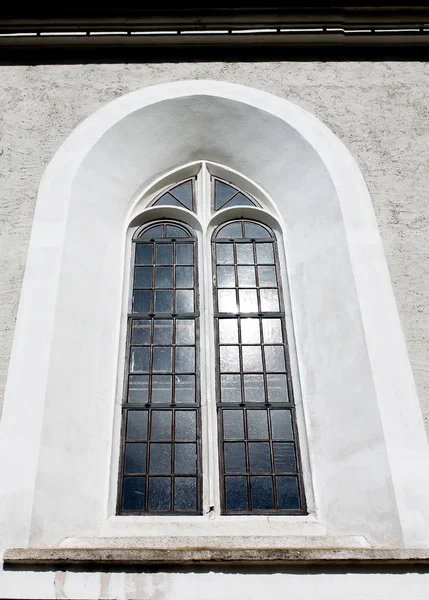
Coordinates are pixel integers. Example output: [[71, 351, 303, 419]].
[[0, 62, 428, 435]]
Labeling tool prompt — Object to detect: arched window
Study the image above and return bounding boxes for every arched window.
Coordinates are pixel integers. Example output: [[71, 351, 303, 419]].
[[118, 166, 306, 515]]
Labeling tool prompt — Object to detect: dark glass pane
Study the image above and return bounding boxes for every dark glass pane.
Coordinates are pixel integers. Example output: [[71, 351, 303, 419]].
[[166, 225, 190, 238], [266, 374, 288, 403], [215, 180, 238, 210], [224, 442, 246, 473], [276, 476, 300, 510], [217, 266, 235, 288], [251, 477, 274, 510], [133, 290, 152, 313], [262, 319, 283, 343], [149, 443, 171, 473], [134, 267, 153, 288], [243, 374, 264, 403], [256, 243, 274, 264], [219, 319, 238, 343], [155, 267, 173, 288], [223, 410, 244, 439], [174, 477, 197, 511], [244, 222, 271, 238], [169, 180, 193, 210], [140, 225, 163, 239], [154, 193, 182, 207], [151, 375, 172, 403], [175, 443, 197, 474], [242, 346, 263, 372], [271, 410, 293, 440], [156, 244, 173, 264], [123, 477, 146, 511], [239, 289, 258, 312], [225, 476, 248, 511], [217, 222, 243, 238], [175, 347, 195, 373], [222, 194, 254, 209], [237, 266, 256, 288], [247, 410, 268, 439], [175, 411, 196, 440], [125, 443, 147, 474], [258, 266, 277, 287], [264, 346, 286, 372], [148, 477, 171, 511], [260, 290, 280, 312], [128, 375, 149, 403], [236, 243, 254, 264], [131, 320, 151, 345], [127, 411, 148, 441], [130, 347, 150, 373], [151, 411, 172, 440], [152, 347, 172, 372], [175, 375, 195, 403], [216, 243, 234, 265], [218, 289, 237, 313], [249, 442, 271, 473], [176, 319, 195, 344], [176, 266, 193, 288], [240, 319, 260, 344], [135, 244, 153, 265], [221, 374, 241, 403], [273, 443, 297, 473], [153, 320, 173, 345], [176, 290, 194, 313], [220, 346, 240, 372], [154, 290, 173, 313], [176, 244, 193, 265]]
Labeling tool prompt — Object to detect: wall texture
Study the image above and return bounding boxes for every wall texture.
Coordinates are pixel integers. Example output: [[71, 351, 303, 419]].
[[0, 61, 428, 434]]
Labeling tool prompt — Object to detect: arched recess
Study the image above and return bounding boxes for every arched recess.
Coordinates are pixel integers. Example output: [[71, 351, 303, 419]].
[[0, 80, 429, 550]]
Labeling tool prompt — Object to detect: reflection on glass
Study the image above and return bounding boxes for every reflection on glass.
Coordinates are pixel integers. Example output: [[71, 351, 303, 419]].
[[242, 346, 263, 372], [217, 266, 235, 288], [176, 290, 194, 313], [221, 374, 241, 403], [149, 443, 171, 473], [151, 375, 172, 403], [175, 411, 196, 440], [151, 411, 172, 440], [262, 319, 283, 343], [276, 476, 300, 510], [148, 477, 171, 511], [152, 347, 172, 372], [175, 443, 197, 474], [169, 180, 193, 210], [131, 320, 151, 345], [220, 346, 240, 372], [225, 476, 248, 511], [273, 443, 296, 473], [256, 243, 274, 264], [216, 243, 234, 265], [217, 222, 243, 238], [239, 289, 258, 312], [215, 181, 238, 211], [222, 193, 254, 209], [140, 225, 163, 239], [224, 442, 246, 472], [219, 319, 238, 344], [123, 477, 146, 511], [247, 410, 268, 439], [135, 244, 153, 265], [128, 375, 149, 403], [244, 222, 270, 238], [243, 374, 264, 403], [174, 477, 197, 511], [257, 266, 277, 287], [153, 193, 182, 208], [264, 346, 286, 372], [176, 244, 193, 265], [260, 289, 279, 312], [127, 411, 148, 440], [223, 410, 244, 439], [134, 267, 152, 288], [175, 347, 195, 373], [155, 267, 173, 288], [166, 224, 189, 237], [241, 319, 260, 344], [266, 374, 288, 403], [176, 320, 195, 344], [218, 289, 237, 313], [133, 290, 151, 313], [130, 347, 150, 373], [175, 375, 195, 403], [153, 320, 173, 344], [249, 442, 271, 473], [156, 244, 173, 264], [271, 410, 293, 440], [251, 476, 274, 509], [236, 244, 254, 264], [237, 266, 256, 288], [154, 290, 173, 313], [125, 443, 147, 474], [176, 267, 193, 288]]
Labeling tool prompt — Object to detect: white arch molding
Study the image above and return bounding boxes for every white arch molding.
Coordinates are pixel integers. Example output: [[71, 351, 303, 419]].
[[0, 80, 428, 551]]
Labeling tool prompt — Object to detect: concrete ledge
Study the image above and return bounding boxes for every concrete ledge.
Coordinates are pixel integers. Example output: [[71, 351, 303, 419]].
[[5, 547, 429, 568]]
